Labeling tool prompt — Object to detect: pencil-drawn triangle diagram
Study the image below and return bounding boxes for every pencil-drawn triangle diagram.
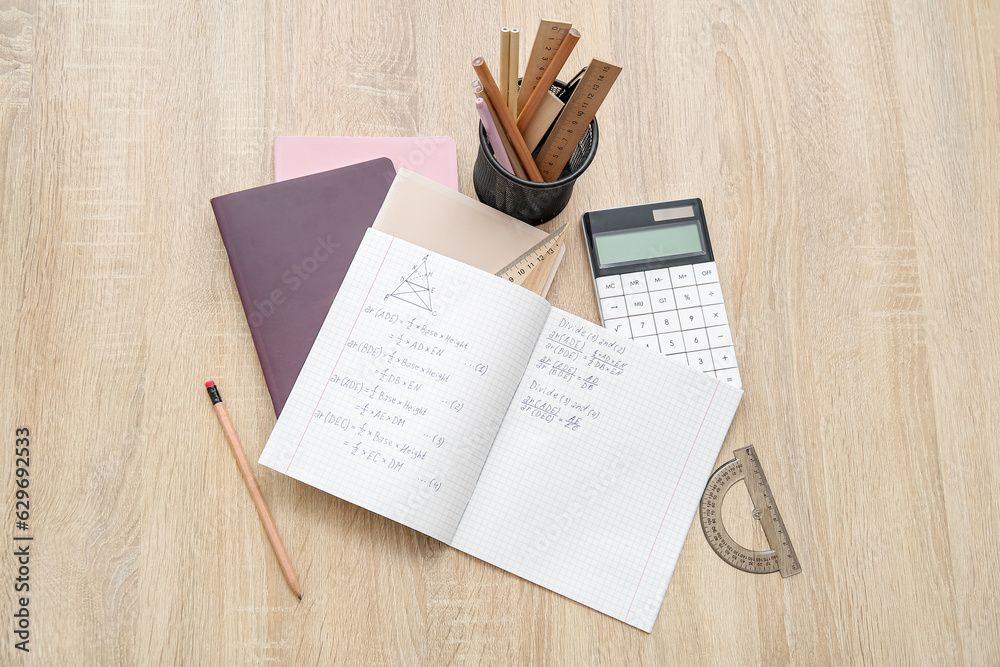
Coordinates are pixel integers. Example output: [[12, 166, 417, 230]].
[[388, 258, 433, 312]]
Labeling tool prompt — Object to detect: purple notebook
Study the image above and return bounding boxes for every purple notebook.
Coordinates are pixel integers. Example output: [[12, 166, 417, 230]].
[[211, 158, 396, 414]]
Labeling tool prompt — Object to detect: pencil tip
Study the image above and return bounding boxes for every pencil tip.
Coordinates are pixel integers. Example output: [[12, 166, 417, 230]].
[[298, 594, 302, 600]]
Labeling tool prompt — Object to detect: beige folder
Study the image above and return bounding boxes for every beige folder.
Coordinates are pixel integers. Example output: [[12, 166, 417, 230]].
[[372, 169, 565, 297]]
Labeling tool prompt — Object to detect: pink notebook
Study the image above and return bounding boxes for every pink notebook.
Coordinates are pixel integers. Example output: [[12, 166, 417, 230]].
[[274, 136, 458, 189]]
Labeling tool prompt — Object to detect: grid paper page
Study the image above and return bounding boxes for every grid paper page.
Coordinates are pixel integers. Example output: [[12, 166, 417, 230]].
[[451, 308, 743, 632], [259, 229, 551, 543]]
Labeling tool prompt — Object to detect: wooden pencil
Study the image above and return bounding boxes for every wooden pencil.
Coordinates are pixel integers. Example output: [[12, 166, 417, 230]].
[[517, 28, 580, 133], [472, 57, 544, 182], [499, 27, 511, 100], [507, 28, 520, 116], [205, 381, 302, 600]]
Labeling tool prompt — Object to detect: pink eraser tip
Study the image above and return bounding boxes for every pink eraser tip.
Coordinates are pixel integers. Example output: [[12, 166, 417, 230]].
[[205, 381, 215, 388]]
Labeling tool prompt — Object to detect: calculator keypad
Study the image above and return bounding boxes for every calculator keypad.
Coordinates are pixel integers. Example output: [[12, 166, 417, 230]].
[[597, 261, 741, 388]]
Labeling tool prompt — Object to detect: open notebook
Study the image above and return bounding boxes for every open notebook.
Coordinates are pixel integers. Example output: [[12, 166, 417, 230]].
[[259, 230, 742, 632]]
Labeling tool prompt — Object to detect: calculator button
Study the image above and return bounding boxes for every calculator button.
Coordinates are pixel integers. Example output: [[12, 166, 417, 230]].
[[665, 353, 688, 367], [711, 346, 738, 370], [669, 265, 696, 287], [706, 325, 733, 348], [658, 332, 685, 353], [649, 289, 676, 312], [595, 275, 624, 298], [644, 268, 673, 290], [702, 303, 729, 326], [633, 335, 660, 352], [715, 366, 742, 389], [687, 351, 715, 371], [600, 296, 628, 320], [682, 328, 709, 351], [678, 307, 706, 330], [604, 317, 631, 338], [625, 293, 652, 316], [697, 282, 724, 305], [673, 285, 701, 308], [693, 262, 718, 284], [628, 314, 655, 337], [654, 310, 681, 334], [621, 272, 648, 294]]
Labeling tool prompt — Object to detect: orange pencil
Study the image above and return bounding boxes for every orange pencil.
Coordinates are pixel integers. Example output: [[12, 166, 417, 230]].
[[517, 28, 580, 132], [472, 57, 544, 182], [205, 381, 302, 600]]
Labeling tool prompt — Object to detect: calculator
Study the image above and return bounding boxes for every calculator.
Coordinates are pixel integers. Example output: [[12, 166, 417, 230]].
[[581, 198, 741, 389]]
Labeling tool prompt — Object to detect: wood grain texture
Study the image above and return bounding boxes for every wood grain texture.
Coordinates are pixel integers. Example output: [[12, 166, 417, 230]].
[[1, 0, 998, 663]]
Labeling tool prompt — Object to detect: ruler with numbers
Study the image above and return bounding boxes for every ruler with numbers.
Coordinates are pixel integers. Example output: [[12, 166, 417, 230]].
[[517, 20, 573, 110], [535, 59, 622, 181], [495, 224, 567, 295]]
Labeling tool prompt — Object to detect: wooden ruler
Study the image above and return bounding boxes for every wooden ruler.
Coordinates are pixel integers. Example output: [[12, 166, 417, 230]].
[[495, 224, 567, 295], [535, 59, 622, 181], [516, 20, 572, 111], [699, 446, 802, 577]]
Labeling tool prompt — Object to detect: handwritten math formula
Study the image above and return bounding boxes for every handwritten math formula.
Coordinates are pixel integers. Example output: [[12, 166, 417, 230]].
[[512, 316, 634, 431], [307, 296, 511, 498]]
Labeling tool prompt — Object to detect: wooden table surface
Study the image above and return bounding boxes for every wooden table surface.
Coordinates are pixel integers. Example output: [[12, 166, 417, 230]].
[[2, 1, 998, 663]]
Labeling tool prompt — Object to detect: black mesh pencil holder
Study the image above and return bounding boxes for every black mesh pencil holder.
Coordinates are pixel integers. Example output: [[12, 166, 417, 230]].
[[474, 82, 599, 225]]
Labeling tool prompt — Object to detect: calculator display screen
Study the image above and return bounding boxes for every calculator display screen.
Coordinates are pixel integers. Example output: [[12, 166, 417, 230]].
[[593, 222, 704, 268]]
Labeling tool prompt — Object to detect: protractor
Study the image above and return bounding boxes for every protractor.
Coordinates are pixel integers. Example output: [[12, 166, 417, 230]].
[[699, 446, 802, 577]]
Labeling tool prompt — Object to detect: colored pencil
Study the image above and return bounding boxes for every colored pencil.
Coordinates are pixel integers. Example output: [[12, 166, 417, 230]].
[[474, 80, 527, 178], [476, 97, 515, 173], [472, 56, 544, 182]]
